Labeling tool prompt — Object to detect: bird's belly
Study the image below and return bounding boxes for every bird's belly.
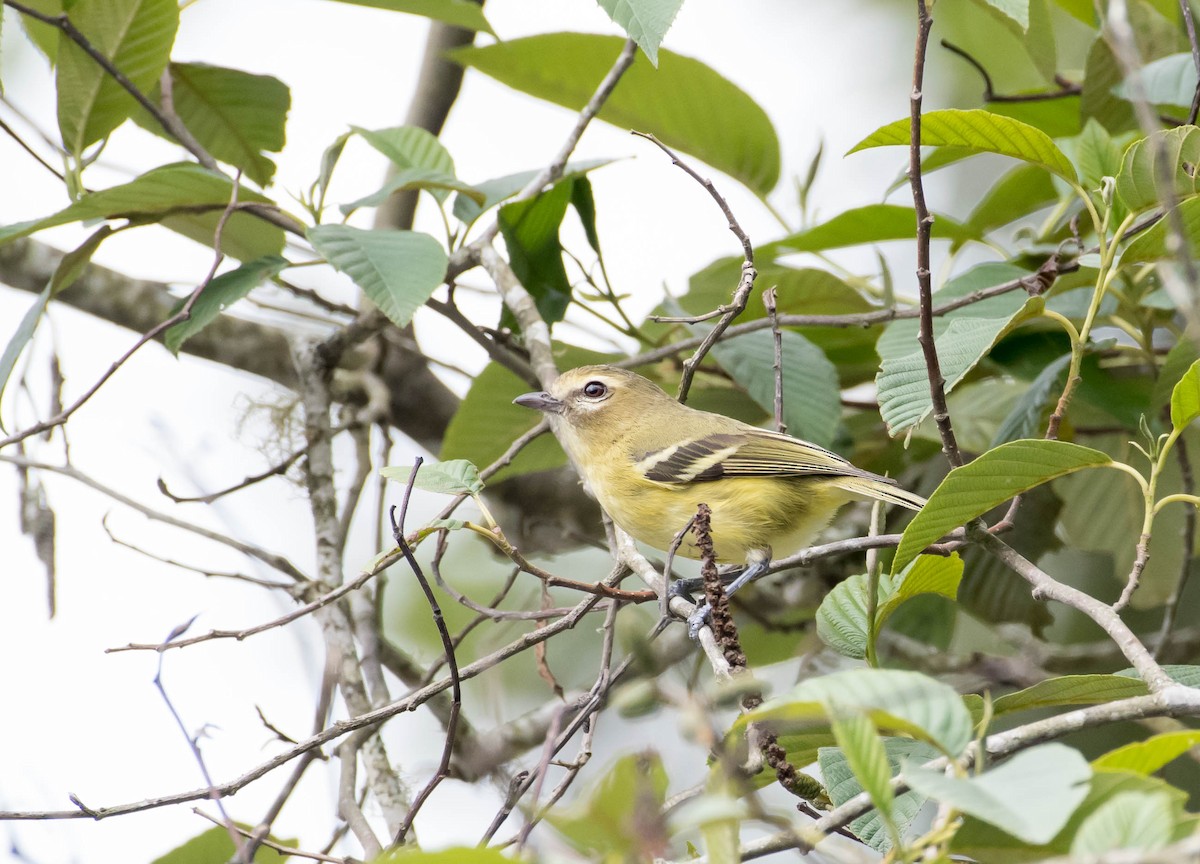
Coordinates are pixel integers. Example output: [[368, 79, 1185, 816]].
[[595, 475, 847, 564]]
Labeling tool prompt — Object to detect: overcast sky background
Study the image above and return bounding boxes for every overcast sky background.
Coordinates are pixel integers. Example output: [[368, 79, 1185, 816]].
[[0, 1, 967, 860]]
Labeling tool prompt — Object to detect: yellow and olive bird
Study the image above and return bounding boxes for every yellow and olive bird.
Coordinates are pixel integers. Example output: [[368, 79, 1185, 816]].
[[514, 365, 925, 634]]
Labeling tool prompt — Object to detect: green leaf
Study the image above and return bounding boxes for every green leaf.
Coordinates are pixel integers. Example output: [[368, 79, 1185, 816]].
[[319, 0, 494, 33], [1122, 195, 1200, 261], [0, 285, 50, 431], [56, 0, 178, 156], [380, 459, 484, 496], [982, 0, 1030, 29], [352, 124, 457, 203], [307, 225, 447, 328], [596, 0, 684, 65], [497, 180, 574, 327], [992, 352, 1072, 446], [450, 33, 781, 195], [17, 0, 62, 62], [876, 297, 1042, 435], [164, 256, 289, 354], [707, 328, 841, 449], [150, 825, 291, 863], [992, 674, 1149, 716], [1113, 52, 1197, 108], [877, 554, 964, 623], [816, 572, 893, 659], [763, 204, 979, 256], [451, 159, 612, 226], [905, 744, 1091, 844], [1071, 791, 1175, 855], [966, 163, 1059, 234], [1170, 358, 1200, 430], [829, 712, 895, 822], [953, 767, 1188, 859], [1115, 126, 1200, 213], [133, 63, 290, 187], [340, 167, 484, 215], [819, 738, 940, 853], [1094, 730, 1200, 774], [1117, 663, 1200, 687], [816, 555, 964, 659], [0, 163, 285, 260], [892, 440, 1113, 574], [849, 109, 1078, 183], [741, 668, 974, 757]]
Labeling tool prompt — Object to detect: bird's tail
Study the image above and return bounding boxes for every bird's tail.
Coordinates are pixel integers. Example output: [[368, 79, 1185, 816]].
[[833, 476, 926, 511]]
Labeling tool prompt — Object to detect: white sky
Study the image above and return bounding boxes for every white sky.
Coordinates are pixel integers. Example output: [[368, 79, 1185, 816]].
[[0, 1, 958, 861]]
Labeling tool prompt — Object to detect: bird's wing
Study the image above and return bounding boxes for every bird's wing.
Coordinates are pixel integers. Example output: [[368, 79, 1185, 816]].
[[635, 428, 889, 484]]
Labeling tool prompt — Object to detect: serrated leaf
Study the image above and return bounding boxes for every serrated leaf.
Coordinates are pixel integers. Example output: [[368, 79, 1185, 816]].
[[763, 204, 979, 256], [450, 33, 780, 195], [1170, 358, 1200, 430], [877, 299, 1041, 435], [381, 459, 483, 496], [816, 572, 895, 660], [817, 555, 963, 659], [307, 225, 447, 328], [56, 0, 178, 156], [340, 167, 484, 215], [707, 327, 840, 449], [1115, 126, 1200, 213], [1113, 52, 1198, 108], [992, 674, 1149, 716], [892, 440, 1113, 574], [132, 63, 290, 187], [1071, 791, 1175, 855], [905, 744, 1091, 844], [741, 668, 974, 756], [164, 255, 288, 354], [992, 352, 1073, 445], [829, 712, 895, 822], [596, 0, 683, 66], [849, 109, 1078, 182], [820, 738, 940, 853], [0, 163, 285, 260], [320, 0, 494, 33]]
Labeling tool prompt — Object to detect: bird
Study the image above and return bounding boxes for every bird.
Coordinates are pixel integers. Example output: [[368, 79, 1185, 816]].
[[513, 365, 925, 635]]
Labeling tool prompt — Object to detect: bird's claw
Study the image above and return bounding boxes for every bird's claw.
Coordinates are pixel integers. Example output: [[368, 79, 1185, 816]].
[[686, 603, 710, 640]]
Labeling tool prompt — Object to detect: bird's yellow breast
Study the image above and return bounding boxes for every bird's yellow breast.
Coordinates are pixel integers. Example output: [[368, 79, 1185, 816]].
[[589, 462, 850, 564]]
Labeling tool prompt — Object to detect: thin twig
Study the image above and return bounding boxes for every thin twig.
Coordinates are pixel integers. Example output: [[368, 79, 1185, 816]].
[[1156, 437, 1196, 658], [1179, 0, 1200, 125], [764, 286, 786, 434], [910, 0, 963, 468], [631, 132, 757, 402], [390, 461, 463, 846], [941, 40, 1081, 103]]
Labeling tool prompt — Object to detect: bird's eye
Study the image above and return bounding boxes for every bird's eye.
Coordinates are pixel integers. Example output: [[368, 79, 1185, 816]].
[[582, 381, 608, 399]]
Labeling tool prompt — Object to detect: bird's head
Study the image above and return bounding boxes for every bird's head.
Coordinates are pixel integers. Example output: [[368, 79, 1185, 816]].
[[513, 365, 670, 431]]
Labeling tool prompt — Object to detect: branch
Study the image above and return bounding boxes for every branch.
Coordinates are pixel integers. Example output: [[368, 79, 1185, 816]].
[[910, 0, 963, 467]]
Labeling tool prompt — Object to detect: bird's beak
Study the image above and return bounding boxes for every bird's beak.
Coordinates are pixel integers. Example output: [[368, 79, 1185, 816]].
[[513, 391, 564, 414]]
